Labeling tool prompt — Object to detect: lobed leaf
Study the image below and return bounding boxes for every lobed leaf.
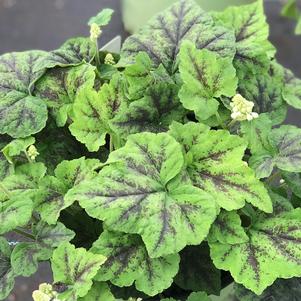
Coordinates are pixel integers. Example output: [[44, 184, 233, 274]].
[[91, 230, 180, 296], [66, 132, 217, 258], [51, 242, 106, 299], [178, 42, 237, 121], [210, 208, 301, 295]]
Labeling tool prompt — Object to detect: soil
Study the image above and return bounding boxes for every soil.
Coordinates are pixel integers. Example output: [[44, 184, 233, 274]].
[[0, 0, 301, 300]]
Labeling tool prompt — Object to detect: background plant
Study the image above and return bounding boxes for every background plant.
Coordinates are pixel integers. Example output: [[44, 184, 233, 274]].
[[1, 0, 301, 300]]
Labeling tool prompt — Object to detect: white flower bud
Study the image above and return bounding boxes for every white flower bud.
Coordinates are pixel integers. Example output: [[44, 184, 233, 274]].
[[104, 53, 115, 65], [90, 23, 102, 41], [27, 145, 39, 161], [230, 94, 259, 122], [32, 283, 60, 301]]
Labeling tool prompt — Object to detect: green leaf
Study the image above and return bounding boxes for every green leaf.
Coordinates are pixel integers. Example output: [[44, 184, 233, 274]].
[[34, 38, 97, 70], [283, 68, 301, 109], [178, 42, 237, 120], [281, 171, 301, 198], [2, 137, 35, 164], [88, 8, 114, 26], [37, 157, 100, 224], [237, 63, 287, 125], [78, 282, 114, 301], [51, 242, 106, 298], [234, 278, 301, 301], [213, 0, 274, 68], [0, 162, 47, 202], [0, 196, 33, 235], [170, 125, 272, 212], [120, 0, 214, 74], [269, 190, 294, 216], [209, 210, 248, 244], [0, 51, 48, 138], [250, 125, 301, 178], [174, 244, 221, 295], [66, 132, 217, 258], [187, 292, 211, 301], [0, 237, 15, 300], [69, 74, 125, 152], [91, 230, 179, 296], [34, 64, 96, 126], [11, 222, 75, 277], [111, 83, 186, 138], [210, 208, 301, 295]]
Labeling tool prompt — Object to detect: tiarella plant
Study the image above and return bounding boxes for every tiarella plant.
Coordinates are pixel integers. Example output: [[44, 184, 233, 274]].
[[1, 1, 301, 300]]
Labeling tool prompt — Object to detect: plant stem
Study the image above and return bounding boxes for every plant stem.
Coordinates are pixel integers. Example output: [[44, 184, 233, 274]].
[[0, 182, 10, 198], [95, 39, 101, 69], [23, 150, 32, 163], [109, 135, 114, 153], [14, 228, 35, 240], [227, 119, 237, 128]]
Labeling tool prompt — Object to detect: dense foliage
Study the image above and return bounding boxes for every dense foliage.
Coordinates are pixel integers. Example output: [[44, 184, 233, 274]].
[[1, 0, 301, 300]]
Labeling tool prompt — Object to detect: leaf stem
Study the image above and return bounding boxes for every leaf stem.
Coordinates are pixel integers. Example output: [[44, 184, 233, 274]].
[[95, 39, 101, 69], [109, 135, 114, 153], [227, 119, 237, 128], [14, 228, 35, 240], [0, 182, 10, 198], [23, 150, 32, 163]]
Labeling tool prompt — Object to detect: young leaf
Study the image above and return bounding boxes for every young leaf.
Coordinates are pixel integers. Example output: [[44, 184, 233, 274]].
[[34, 38, 97, 70], [88, 8, 114, 26], [91, 230, 180, 296], [283, 68, 301, 109], [0, 51, 48, 138], [111, 83, 186, 138], [69, 74, 125, 152], [210, 208, 301, 295], [34, 64, 96, 126], [250, 125, 301, 178], [0, 237, 15, 300], [2, 137, 35, 164], [78, 282, 114, 301], [187, 292, 211, 301], [174, 244, 221, 295], [65, 132, 217, 258], [179, 42, 237, 121], [37, 157, 100, 224], [51, 242, 106, 298], [11, 222, 75, 277], [213, 0, 274, 68], [170, 125, 272, 212], [120, 0, 213, 74], [209, 210, 248, 244]]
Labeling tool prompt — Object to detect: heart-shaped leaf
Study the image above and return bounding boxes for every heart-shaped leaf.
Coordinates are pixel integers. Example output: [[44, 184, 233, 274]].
[[88, 8, 114, 26], [65, 132, 217, 258], [210, 208, 301, 295], [179, 42, 237, 120], [0, 51, 48, 138], [51, 242, 106, 299], [91, 230, 180, 296], [78, 282, 114, 301]]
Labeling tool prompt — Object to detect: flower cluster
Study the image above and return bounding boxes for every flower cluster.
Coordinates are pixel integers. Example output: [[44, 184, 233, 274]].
[[27, 144, 39, 161], [32, 283, 60, 301], [104, 53, 115, 65], [230, 94, 259, 121], [90, 23, 102, 41]]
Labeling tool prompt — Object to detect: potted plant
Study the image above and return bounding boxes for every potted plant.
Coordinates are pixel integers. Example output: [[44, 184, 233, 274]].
[[1, 0, 301, 300]]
